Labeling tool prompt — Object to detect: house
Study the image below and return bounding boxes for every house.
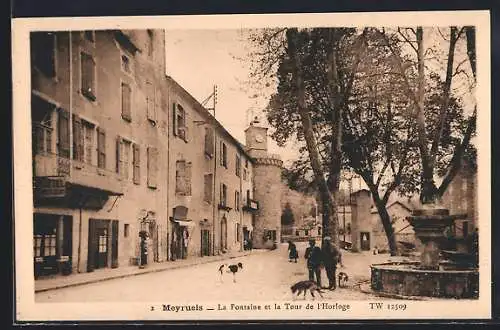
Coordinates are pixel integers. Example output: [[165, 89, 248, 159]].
[[30, 29, 282, 279]]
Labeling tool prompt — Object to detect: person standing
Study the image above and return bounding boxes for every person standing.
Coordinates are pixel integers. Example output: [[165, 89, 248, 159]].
[[304, 239, 323, 286], [288, 240, 298, 263], [322, 236, 342, 290]]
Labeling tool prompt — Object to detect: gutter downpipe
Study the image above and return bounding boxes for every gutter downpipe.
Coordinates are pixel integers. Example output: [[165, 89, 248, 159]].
[[211, 86, 217, 256], [68, 32, 82, 273]]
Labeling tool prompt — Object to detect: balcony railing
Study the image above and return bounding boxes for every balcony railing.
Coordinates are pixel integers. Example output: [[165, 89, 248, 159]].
[[242, 199, 259, 212], [33, 151, 123, 196]]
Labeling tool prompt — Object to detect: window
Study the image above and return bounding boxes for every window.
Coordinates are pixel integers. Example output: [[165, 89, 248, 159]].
[[116, 138, 131, 179], [97, 128, 106, 169], [243, 159, 248, 180], [204, 173, 213, 203], [220, 183, 227, 207], [147, 147, 158, 188], [235, 191, 240, 211], [33, 232, 56, 257], [124, 224, 130, 238], [72, 116, 95, 164], [175, 160, 192, 196], [295, 230, 299, 236], [32, 97, 54, 155], [121, 82, 132, 121], [57, 109, 70, 158], [83, 30, 95, 43], [266, 230, 277, 241], [204, 127, 214, 157], [44, 234, 57, 256], [133, 144, 140, 184], [80, 52, 96, 101], [236, 223, 241, 242], [146, 81, 157, 123], [220, 142, 227, 168], [121, 54, 132, 74], [173, 103, 187, 141], [99, 229, 108, 253], [246, 189, 251, 204], [305, 229, 309, 236], [31, 32, 56, 78], [235, 154, 241, 177]]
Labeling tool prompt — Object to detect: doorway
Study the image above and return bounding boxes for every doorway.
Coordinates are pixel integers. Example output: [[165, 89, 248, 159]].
[[33, 213, 73, 277], [88, 219, 118, 272], [360, 232, 371, 251], [201, 229, 210, 256], [220, 216, 227, 251]]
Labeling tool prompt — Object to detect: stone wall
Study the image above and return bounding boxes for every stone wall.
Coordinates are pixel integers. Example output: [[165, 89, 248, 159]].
[[251, 158, 283, 249]]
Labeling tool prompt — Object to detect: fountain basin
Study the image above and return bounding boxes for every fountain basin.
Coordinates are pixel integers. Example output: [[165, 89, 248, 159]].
[[371, 262, 479, 299]]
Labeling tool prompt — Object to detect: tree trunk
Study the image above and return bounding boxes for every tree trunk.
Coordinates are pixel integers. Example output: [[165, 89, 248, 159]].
[[415, 26, 439, 205], [287, 28, 339, 248], [372, 191, 398, 256], [326, 29, 341, 245]]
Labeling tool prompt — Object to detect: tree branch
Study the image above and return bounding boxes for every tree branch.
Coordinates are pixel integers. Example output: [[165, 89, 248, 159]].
[[437, 108, 476, 196]]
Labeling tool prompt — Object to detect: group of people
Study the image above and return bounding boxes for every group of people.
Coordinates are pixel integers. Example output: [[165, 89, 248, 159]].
[[287, 236, 343, 290]]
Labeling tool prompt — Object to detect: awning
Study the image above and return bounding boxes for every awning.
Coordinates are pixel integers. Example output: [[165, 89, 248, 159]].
[[172, 219, 196, 227]]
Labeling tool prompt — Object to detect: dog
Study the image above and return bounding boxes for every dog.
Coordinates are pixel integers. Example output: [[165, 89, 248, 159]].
[[218, 262, 243, 283], [337, 272, 349, 288], [290, 280, 324, 300]]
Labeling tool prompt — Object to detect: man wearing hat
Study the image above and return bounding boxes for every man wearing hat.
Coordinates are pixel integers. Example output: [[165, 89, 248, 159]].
[[304, 239, 323, 286], [322, 236, 342, 290]]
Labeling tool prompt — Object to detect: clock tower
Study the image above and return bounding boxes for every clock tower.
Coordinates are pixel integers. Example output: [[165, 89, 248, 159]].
[[244, 116, 283, 249], [245, 116, 268, 158]]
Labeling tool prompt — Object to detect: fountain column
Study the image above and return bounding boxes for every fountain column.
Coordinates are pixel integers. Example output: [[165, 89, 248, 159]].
[[407, 207, 457, 269]]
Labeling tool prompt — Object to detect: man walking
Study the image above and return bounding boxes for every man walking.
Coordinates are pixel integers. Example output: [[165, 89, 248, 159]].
[[304, 239, 323, 286], [322, 236, 342, 290]]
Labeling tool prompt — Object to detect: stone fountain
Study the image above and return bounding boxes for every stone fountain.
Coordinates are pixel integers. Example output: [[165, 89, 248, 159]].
[[370, 205, 479, 299]]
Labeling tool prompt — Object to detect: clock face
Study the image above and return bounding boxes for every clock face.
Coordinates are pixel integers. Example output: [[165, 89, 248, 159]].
[[255, 134, 264, 143]]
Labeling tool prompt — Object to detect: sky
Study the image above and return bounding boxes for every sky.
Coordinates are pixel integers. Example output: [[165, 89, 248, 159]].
[[163, 27, 476, 189], [164, 29, 299, 166]]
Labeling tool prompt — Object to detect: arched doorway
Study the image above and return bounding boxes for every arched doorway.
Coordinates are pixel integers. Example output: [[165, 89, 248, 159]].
[[220, 216, 227, 251]]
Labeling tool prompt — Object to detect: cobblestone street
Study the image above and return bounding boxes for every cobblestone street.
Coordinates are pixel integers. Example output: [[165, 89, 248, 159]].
[[36, 242, 392, 303]]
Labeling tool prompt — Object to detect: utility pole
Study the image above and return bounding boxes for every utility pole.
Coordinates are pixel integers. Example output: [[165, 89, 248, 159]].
[[203, 85, 218, 256]]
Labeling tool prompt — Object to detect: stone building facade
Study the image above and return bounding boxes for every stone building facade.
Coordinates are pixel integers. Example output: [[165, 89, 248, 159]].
[[31, 30, 169, 277], [30, 29, 278, 279]]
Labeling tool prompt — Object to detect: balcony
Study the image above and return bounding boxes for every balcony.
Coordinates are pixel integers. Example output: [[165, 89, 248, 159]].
[[33, 152, 124, 204], [217, 202, 232, 211], [243, 199, 259, 212]]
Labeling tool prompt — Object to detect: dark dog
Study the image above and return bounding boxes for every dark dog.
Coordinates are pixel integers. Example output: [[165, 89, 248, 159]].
[[219, 262, 243, 283], [338, 272, 349, 288], [290, 280, 324, 300]]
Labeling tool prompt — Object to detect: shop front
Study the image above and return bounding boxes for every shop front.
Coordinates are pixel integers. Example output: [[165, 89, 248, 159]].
[[33, 213, 73, 278], [170, 206, 195, 260]]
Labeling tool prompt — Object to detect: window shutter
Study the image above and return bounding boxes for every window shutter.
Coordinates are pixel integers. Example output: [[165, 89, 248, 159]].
[[97, 128, 106, 169], [133, 144, 140, 184], [116, 136, 122, 174], [111, 220, 119, 268], [172, 102, 177, 136], [184, 112, 190, 142], [220, 183, 223, 205], [121, 83, 132, 121], [58, 109, 70, 158], [185, 162, 192, 196], [154, 87, 160, 122], [146, 81, 154, 122], [87, 220, 96, 272], [72, 115, 82, 161], [220, 141, 224, 166]]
